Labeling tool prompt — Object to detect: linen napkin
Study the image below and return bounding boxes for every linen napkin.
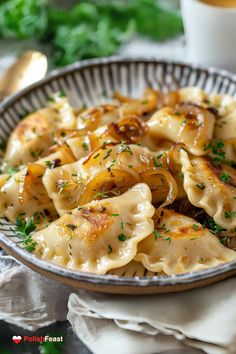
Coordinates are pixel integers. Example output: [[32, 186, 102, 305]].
[[1, 249, 236, 354], [0, 250, 74, 331], [67, 278, 236, 354]]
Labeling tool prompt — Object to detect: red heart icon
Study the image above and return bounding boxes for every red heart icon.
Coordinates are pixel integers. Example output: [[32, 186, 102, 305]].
[[12, 335, 22, 344]]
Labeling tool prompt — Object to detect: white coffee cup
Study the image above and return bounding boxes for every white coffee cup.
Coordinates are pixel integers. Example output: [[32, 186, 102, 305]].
[[181, 0, 236, 72]]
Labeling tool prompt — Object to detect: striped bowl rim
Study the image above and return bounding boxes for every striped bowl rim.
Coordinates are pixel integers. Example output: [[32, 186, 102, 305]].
[[1, 56, 236, 289]]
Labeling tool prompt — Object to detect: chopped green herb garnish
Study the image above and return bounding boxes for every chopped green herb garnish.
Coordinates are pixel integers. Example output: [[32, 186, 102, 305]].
[[93, 153, 100, 159], [19, 211, 26, 216], [45, 161, 53, 169], [48, 91, 66, 102], [15, 216, 37, 252], [163, 236, 171, 243], [196, 183, 205, 190], [203, 217, 225, 234], [58, 90, 66, 97], [204, 140, 225, 165], [120, 141, 133, 155], [102, 141, 108, 149], [57, 181, 69, 193], [66, 224, 77, 231], [118, 233, 127, 241], [94, 191, 109, 199], [107, 160, 116, 172], [154, 155, 163, 168], [220, 172, 230, 183], [111, 213, 119, 217], [225, 211, 236, 219], [29, 147, 44, 159], [82, 142, 89, 151], [153, 229, 161, 239], [160, 223, 170, 233], [103, 149, 113, 160], [30, 150, 37, 158], [192, 224, 199, 231], [7, 167, 18, 176], [220, 236, 228, 245]]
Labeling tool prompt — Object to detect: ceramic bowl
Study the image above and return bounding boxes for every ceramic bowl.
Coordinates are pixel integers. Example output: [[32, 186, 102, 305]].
[[1, 57, 236, 294]]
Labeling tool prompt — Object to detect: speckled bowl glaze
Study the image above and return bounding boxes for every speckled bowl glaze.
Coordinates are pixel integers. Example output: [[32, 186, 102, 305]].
[[1, 57, 236, 294]]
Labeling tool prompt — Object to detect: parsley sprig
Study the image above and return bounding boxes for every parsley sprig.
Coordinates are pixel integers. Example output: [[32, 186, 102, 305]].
[[15, 216, 37, 252]]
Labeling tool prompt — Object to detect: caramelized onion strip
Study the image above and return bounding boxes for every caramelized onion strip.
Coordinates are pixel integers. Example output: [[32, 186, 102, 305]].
[[107, 115, 148, 143], [79, 165, 178, 208], [88, 132, 101, 151], [77, 104, 118, 131], [114, 88, 159, 118], [18, 164, 46, 205], [47, 144, 76, 160], [140, 167, 178, 208], [165, 144, 185, 174], [157, 90, 180, 109], [79, 168, 139, 205]]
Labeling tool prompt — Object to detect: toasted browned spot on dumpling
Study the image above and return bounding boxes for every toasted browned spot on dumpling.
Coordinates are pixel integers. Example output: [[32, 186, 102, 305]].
[[33, 183, 155, 274]]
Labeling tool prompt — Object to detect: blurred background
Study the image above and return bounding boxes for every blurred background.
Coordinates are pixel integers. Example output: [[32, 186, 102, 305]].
[[0, 0, 183, 73]]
